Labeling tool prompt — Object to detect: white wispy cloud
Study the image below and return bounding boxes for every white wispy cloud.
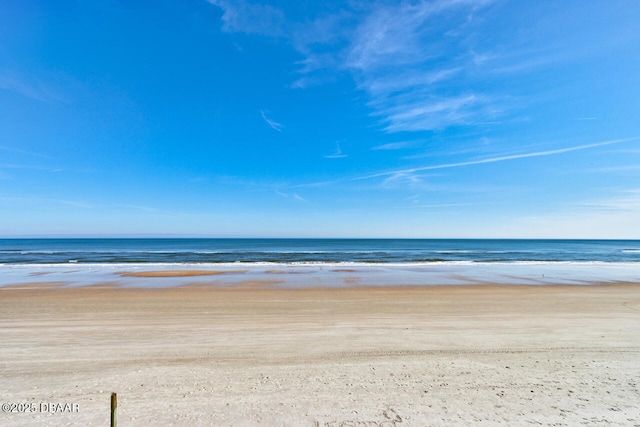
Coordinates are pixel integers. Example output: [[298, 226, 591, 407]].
[[482, 47, 566, 76], [0, 145, 53, 159], [586, 165, 640, 174], [0, 163, 61, 172], [372, 140, 423, 150], [116, 204, 162, 213], [514, 189, 640, 238], [345, 0, 491, 72], [0, 194, 182, 217], [208, 1, 500, 131], [344, 0, 499, 132], [0, 70, 64, 103], [208, 0, 287, 37], [575, 189, 640, 212], [275, 190, 307, 202], [381, 171, 426, 188], [260, 110, 283, 132], [324, 142, 347, 159], [208, 0, 625, 136], [366, 68, 463, 98], [355, 137, 640, 181], [606, 149, 640, 154], [377, 94, 482, 132], [286, 137, 640, 191], [0, 194, 94, 209]]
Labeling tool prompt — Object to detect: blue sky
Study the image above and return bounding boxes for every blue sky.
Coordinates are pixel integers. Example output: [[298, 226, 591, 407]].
[[1, 0, 639, 238]]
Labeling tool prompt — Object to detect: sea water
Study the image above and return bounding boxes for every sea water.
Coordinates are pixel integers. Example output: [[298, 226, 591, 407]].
[[1, 239, 639, 288]]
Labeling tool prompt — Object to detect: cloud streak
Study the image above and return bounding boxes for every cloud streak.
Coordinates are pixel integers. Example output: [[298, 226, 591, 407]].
[[0, 70, 64, 103], [324, 142, 347, 159], [0, 194, 94, 209], [0, 145, 53, 159], [288, 137, 638, 190], [515, 189, 640, 238], [275, 190, 307, 202], [355, 137, 640, 181], [372, 140, 423, 150], [260, 110, 283, 132]]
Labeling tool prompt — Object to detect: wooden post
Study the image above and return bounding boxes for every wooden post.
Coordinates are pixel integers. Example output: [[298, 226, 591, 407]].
[[110, 392, 117, 427]]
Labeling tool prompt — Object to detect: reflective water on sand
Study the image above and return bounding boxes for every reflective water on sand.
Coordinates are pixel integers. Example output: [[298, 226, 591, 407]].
[[1, 262, 638, 289]]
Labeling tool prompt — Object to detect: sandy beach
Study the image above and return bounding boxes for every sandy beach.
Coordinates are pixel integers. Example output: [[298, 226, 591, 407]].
[[1, 281, 639, 426]]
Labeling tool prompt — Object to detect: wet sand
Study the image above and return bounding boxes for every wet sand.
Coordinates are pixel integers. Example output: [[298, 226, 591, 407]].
[[119, 270, 249, 278], [1, 283, 639, 426]]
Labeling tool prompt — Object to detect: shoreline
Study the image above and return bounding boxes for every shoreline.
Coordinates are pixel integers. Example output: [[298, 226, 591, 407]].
[[2, 279, 640, 291], [2, 262, 639, 289]]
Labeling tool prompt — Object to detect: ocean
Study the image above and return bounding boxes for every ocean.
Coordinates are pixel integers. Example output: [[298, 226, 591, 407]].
[[2, 238, 640, 264], [1, 239, 639, 288]]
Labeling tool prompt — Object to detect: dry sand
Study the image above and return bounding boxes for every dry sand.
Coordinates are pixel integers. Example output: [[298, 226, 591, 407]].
[[1, 282, 639, 426]]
